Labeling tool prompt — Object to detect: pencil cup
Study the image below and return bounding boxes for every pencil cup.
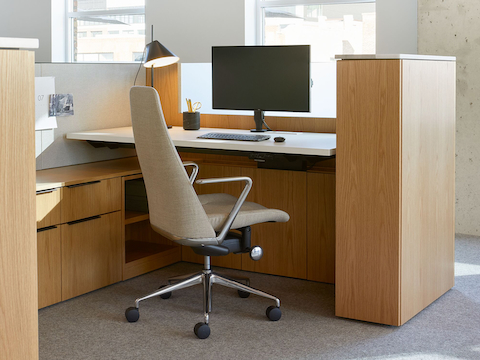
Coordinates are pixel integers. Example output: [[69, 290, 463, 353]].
[[183, 112, 200, 130]]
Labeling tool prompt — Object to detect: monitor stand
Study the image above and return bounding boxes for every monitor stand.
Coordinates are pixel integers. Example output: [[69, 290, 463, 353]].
[[251, 110, 270, 132]]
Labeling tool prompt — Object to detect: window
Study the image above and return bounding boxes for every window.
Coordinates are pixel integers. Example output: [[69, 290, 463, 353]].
[[132, 52, 144, 61], [67, 0, 145, 62], [77, 53, 114, 62], [257, 0, 375, 62]]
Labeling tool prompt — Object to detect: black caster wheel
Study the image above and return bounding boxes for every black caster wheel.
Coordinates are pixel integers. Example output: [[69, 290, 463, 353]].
[[125, 307, 139, 322], [194, 322, 211, 339], [266, 306, 281, 321], [158, 285, 172, 299], [238, 290, 250, 298]]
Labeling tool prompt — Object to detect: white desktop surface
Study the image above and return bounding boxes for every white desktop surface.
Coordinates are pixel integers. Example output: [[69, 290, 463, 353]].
[[335, 54, 456, 61], [0, 37, 39, 49], [66, 126, 336, 157]]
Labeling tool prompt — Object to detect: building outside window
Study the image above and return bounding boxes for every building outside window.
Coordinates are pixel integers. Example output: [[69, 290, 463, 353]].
[[67, 0, 145, 62], [257, 0, 375, 62]]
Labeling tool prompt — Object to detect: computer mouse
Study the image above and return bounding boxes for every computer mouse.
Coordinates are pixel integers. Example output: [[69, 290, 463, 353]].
[[274, 137, 285, 143]]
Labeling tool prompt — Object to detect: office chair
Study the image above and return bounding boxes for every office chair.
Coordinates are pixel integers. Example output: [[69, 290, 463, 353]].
[[125, 86, 289, 339]]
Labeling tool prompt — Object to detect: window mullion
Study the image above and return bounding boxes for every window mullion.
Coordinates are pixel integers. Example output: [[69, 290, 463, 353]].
[[258, 0, 374, 8], [67, 7, 144, 18]]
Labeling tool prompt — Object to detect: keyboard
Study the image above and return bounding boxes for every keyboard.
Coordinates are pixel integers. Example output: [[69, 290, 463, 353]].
[[197, 132, 271, 142]]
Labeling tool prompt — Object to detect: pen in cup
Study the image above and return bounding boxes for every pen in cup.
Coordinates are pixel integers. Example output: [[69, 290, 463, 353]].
[[186, 98, 201, 113]]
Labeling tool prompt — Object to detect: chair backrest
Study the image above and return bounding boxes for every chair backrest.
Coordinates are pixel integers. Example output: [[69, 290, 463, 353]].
[[129, 86, 216, 241]]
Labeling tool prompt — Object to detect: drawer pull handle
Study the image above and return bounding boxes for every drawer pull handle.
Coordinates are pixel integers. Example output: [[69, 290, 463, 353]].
[[37, 225, 58, 233], [67, 215, 101, 225], [67, 180, 101, 188], [36, 188, 58, 195]]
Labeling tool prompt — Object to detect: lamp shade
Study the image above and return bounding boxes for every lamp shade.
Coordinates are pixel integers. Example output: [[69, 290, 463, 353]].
[[144, 40, 179, 68]]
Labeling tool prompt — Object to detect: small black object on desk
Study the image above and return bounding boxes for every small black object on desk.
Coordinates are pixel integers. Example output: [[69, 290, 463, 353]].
[[183, 111, 200, 130], [274, 137, 285, 143]]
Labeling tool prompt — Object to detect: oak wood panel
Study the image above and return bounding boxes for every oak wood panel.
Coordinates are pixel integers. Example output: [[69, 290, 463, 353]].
[[36, 156, 142, 191], [307, 172, 336, 283], [37, 227, 62, 309], [123, 246, 181, 280], [121, 173, 143, 270], [0, 49, 38, 360], [241, 168, 307, 279], [121, 174, 181, 279], [400, 60, 456, 324], [36, 188, 62, 228], [125, 219, 178, 247], [151, 63, 336, 133], [336, 60, 402, 325], [61, 178, 122, 223], [61, 212, 122, 300]]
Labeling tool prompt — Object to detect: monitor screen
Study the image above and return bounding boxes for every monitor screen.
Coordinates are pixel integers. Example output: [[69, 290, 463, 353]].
[[212, 45, 310, 113]]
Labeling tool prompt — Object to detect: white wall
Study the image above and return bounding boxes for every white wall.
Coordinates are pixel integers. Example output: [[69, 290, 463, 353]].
[[145, 0, 247, 63], [0, 0, 52, 62], [377, 0, 418, 54], [35, 64, 145, 170]]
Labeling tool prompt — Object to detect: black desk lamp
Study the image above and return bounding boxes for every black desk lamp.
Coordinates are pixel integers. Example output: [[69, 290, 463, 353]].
[[144, 25, 179, 127]]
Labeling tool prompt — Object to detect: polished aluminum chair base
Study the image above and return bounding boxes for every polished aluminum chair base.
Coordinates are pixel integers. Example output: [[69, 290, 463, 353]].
[[126, 256, 281, 338]]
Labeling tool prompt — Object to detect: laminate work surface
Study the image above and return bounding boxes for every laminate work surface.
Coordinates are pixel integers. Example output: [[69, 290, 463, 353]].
[[66, 126, 337, 157]]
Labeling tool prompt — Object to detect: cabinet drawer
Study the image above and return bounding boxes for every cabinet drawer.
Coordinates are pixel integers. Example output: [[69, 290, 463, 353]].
[[37, 226, 62, 309], [36, 188, 62, 228], [61, 178, 121, 223], [61, 211, 122, 300]]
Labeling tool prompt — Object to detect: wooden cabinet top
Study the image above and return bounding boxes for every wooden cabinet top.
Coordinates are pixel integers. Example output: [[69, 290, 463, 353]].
[[36, 157, 141, 191]]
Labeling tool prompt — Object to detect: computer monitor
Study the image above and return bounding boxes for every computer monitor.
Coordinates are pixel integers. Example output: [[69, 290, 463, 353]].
[[212, 45, 310, 132]]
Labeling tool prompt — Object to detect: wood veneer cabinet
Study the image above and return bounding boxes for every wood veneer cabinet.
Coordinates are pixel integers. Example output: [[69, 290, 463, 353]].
[[36, 158, 181, 304], [0, 49, 38, 359], [122, 174, 181, 280], [61, 212, 122, 300], [37, 226, 62, 308], [336, 56, 456, 326], [178, 154, 336, 282]]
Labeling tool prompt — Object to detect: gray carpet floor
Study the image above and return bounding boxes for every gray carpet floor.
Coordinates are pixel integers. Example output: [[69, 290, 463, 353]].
[[39, 234, 480, 360]]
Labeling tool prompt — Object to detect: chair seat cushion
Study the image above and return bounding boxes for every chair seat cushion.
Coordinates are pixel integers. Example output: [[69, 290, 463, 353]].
[[198, 193, 290, 231]]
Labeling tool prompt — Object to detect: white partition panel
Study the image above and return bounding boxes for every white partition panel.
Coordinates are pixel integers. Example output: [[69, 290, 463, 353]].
[[180, 62, 336, 118]]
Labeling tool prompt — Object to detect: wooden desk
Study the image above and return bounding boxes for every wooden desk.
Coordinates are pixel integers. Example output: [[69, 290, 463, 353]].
[[62, 54, 455, 327], [66, 127, 337, 282]]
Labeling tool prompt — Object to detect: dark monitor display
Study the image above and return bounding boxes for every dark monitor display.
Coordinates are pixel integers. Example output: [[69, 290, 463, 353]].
[[212, 45, 310, 114]]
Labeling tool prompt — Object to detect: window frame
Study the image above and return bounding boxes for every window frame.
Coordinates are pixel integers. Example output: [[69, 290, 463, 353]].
[[256, 0, 376, 46], [65, 1, 145, 62]]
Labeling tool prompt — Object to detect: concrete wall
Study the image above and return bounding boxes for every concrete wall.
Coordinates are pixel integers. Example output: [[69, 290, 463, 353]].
[[418, 0, 480, 236], [0, 0, 51, 62]]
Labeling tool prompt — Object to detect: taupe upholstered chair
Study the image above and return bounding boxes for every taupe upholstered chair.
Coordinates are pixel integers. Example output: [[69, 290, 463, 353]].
[[125, 86, 289, 339]]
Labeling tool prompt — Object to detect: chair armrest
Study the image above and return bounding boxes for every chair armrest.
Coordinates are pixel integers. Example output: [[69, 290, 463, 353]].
[[182, 162, 199, 184], [196, 176, 253, 240]]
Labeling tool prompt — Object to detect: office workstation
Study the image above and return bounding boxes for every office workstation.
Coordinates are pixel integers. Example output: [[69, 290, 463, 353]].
[[1, 0, 475, 359]]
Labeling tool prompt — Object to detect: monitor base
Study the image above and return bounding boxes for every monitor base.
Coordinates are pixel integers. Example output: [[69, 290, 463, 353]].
[[250, 109, 271, 132]]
